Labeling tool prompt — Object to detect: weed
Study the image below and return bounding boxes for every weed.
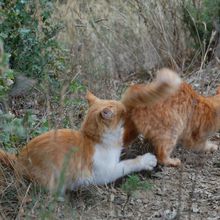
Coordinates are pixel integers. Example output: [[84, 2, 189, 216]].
[[0, 0, 65, 79], [121, 174, 152, 197]]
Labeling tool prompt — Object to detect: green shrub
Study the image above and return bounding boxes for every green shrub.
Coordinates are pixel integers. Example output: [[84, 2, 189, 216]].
[[0, 1, 75, 150], [0, 0, 66, 79], [0, 39, 14, 109], [0, 38, 50, 149], [121, 174, 152, 197], [0, 110, 49, 149], [183, 0, 220, 50]]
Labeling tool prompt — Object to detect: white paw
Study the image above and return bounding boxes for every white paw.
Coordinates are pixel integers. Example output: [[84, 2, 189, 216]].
[[138, 153, 157, 170]]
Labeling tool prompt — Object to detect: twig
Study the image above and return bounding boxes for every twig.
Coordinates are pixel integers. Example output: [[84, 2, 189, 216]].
[[16, 183, 32, 220], [122, 194, 130, 213], [200, 31, 217, 70], [95, 18, 108, 23]]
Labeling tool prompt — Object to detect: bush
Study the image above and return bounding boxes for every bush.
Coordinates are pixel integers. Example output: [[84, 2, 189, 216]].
[[0, 1, 78, 150], [0, 0, 66, 79], [183, 0, 220, 52], [0, 39, 49, 150]]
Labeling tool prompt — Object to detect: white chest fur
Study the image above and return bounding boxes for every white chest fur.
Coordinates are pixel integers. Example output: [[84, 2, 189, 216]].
[[92, 123, 124, 184], [69, 121, 157, 190]]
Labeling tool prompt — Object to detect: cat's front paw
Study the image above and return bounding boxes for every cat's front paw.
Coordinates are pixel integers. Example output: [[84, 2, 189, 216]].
[[138, 153, 157, 170]]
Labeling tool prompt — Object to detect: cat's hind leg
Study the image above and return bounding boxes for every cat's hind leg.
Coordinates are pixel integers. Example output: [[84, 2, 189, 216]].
[[154, 138, 180, 167]]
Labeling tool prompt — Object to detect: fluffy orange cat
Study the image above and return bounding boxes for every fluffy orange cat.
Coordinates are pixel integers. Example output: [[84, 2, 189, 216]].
[[122, 69, 219, 167]]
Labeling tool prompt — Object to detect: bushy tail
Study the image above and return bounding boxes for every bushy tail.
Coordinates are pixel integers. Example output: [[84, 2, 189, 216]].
[[121, 68, 181, 108], [0, 149, 16, 168]]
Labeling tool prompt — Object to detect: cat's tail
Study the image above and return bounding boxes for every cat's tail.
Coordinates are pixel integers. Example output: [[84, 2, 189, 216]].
[[121, 68, 181, 108], [0, 149, 17, 168]]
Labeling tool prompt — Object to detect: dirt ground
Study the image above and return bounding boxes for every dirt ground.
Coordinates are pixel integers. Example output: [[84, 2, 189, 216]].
[[67, 147, 220, 220]]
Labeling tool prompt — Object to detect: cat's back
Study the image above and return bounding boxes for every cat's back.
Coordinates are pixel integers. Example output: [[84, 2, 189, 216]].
[[159, 82, 198, 104], [130, 82, 200, 130], [19, 129, 83, 161], [177, 82, 199, 99], [132, 82, 197, 112], [28, 129, 81, 148]]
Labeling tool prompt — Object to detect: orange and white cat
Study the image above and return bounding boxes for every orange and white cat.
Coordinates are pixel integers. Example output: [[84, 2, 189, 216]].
[[0, 92, 158, 193], [122, 68, 219, 167]]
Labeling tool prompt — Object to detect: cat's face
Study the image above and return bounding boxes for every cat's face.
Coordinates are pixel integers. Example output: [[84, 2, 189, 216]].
[[86, 91, 126, 130]]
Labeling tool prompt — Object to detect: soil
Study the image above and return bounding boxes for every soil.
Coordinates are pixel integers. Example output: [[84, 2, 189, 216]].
[[67, 148, 220, 220]]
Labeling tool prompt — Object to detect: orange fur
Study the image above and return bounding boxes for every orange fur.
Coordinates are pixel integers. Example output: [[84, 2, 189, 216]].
[[122, 68, 181, 108], [123, 70, 220, 167], [216, 86, 220, 95]]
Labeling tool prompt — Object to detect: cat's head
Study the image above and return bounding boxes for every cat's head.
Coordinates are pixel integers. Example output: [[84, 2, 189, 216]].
[[81, 91, 126, 140]]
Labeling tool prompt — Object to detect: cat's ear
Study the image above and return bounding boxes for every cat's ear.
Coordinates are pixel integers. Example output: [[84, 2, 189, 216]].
[[86, 91, 99, 106], [100, 107, 114, 120]]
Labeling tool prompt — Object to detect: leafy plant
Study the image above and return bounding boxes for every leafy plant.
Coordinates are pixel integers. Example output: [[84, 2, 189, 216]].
[[0, 39, 49, 149], [0, 110, 49, 149], [0, 39, 14, 106], [0, 0, 66, 79], [121, 174, 152, 197], [183, 0, 220, 50]]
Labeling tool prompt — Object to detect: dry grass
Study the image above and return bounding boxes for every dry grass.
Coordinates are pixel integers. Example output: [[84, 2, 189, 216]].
[[53, 0, 191, 97]]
